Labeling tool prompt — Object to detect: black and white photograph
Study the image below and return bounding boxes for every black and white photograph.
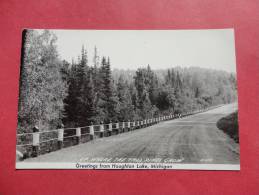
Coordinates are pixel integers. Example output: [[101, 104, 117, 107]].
[[16, 29, 239, 170]]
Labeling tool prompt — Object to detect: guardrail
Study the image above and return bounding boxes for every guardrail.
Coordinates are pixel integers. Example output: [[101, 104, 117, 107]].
[[16, 105, 222, 159]]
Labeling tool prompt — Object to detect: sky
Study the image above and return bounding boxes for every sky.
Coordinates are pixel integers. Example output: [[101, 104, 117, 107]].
[[50, 29, 236, 73]]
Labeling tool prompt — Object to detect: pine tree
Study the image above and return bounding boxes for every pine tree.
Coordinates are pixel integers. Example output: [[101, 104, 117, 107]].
[[134, 67, 157, 119], [76, 46, 98, 126], [63, 64, 80, 127], [98, 57, 118, 123]]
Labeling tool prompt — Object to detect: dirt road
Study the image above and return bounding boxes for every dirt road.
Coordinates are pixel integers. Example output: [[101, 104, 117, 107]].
[[24, 104, 239, 164]]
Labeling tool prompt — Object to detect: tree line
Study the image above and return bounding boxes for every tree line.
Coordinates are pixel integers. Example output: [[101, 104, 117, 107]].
[[18, 30, 237, 133]]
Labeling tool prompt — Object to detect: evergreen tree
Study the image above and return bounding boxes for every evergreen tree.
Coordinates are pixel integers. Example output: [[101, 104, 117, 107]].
[[98, 57, 118, 123], [76, 46, 98, 126], [134, 66, 157, 119], [63, 64, 80, 127]]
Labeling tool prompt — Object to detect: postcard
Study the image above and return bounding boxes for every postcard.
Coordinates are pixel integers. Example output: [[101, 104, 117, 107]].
[[16, 29, 239, 170]]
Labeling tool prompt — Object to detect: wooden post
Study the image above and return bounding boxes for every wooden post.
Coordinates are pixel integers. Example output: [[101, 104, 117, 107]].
[[76, 127, 81, 144], [108, 121, 112, 136], [128, 120, 131, 131], [100, 122, 104, 137], [109, 122, 113, 131], [32, 126, 40, 157], [89, 123, 94, 140], [122, 121, 125, 132], [58, 128, 64, 149], [116, 122, 119, 134]]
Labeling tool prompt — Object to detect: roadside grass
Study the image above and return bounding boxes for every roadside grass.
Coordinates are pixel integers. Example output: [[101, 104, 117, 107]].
[[216, 111, 239, 143]]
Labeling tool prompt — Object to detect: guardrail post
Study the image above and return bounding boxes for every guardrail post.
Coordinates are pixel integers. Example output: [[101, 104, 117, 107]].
[[140, 120, 143, 128], [32, 126, 40, 157], [58, 128, 64, 149], [128, 120, 131, 131], [90, 122, 94, 140], [132, 121, 135, 130], [108, 121, 112, 136], [100, 121, 104, 137], [116, 122, 119, 134], [122, 121, 125, 132], [76, 127, 81, 144]]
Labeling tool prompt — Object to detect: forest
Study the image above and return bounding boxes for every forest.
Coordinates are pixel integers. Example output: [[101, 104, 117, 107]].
[[17, 30, 237, 133]]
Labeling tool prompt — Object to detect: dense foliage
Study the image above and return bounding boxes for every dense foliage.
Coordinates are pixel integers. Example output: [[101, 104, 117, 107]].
[[18, 30, 67, 133], [18, 30, 237, 133]]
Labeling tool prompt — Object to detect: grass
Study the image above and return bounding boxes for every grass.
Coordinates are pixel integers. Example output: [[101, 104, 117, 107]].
[[216, 111, 239, 143]]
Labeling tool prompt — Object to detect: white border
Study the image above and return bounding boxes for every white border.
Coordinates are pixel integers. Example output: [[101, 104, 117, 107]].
[[16, 162, 240, 170]]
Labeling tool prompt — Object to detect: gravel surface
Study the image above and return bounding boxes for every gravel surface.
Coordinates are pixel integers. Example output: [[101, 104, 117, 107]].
[[23, 103, 239, 164]]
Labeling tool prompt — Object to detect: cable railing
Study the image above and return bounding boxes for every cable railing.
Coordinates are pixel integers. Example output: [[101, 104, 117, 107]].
[[16, 105, 223, 158]]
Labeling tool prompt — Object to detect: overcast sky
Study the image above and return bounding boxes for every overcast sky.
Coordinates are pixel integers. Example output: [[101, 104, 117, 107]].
[[51, 29, 236, 73]]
